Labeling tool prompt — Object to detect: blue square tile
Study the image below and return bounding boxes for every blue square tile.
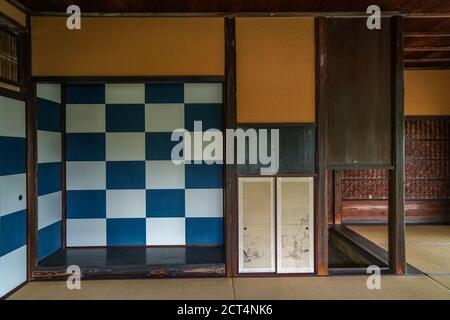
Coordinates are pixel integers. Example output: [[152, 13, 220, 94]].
[[146, 189, 185, 217], [186, 218, 223, 245], [185, 163, 223, 189], [38, 221, 61, 261], [106, 104, 145, 132], [146, 132, 182, 161], [106, 161, 145, 189], [37, 98, 61, 132], [107, 218, 146, 246], [66, 84, 105, 104], [38, 162, 61, 196], [0, 210, 26, 257], [185, 104, 222, 131], [67, 190, 106, 219], [145, 83, 184, 103], [0, 136, 26, 176], [66, 133, 105, 161]]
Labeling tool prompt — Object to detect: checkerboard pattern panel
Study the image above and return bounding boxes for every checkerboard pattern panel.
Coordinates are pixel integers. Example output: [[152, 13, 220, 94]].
[[66, 83, 223, 247], [37, 83, 63, 261], [0, 96, 27, 298]]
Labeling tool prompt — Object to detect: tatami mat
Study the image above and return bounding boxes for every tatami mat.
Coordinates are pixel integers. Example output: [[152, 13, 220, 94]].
[[233, 276, 450, 300], [349, 225, 450, 274], [8, 278, 235, 300], [430, 276, 450, 290], [8, 275, 450, 300]]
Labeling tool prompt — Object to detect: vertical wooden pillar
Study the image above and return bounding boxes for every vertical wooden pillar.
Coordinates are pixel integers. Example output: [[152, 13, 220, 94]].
[[333, 170, 342, 225], [224, 16, 238, 277], [315, 17, 329, 276], [23, 14, 38, 280], [60, 84, 67, 249], [26, 81, 38, 278], [388, 15, 406, 274]]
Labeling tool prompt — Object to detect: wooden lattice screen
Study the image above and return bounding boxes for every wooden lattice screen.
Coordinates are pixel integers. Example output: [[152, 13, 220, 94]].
[[342, 118, 450, 200], [0, 28, 18, 83]]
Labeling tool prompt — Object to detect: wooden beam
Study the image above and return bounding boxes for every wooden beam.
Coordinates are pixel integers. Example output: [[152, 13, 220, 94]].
[[405, 61, 450, 69], [404, 46, 450, 51], [389, 15, 406, 275], [405, 32, 450, 37], [13, 0, 450, 14], [315, 16, 329, 276], [224, 16, 237, 277], [404, 58, 450, 62]]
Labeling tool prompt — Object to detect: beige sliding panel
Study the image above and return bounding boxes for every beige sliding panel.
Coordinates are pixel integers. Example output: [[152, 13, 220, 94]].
[[239, 177, 275, 273], [277, 177, 314, 273]]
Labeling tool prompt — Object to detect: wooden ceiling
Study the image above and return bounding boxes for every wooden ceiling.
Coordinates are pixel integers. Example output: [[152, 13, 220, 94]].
[[11, 0, 450, 69]]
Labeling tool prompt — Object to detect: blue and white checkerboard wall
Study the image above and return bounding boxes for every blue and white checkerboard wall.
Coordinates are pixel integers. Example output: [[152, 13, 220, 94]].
[[0, 96, 27, 297], [65, 83, 223, 247], [37, 84, 62, 260]]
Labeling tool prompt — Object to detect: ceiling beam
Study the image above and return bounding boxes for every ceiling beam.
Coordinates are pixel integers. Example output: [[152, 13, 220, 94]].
[[12, 0, 450, 14], [404, 47, 450, 51], [404, 58, 450, 62], [405, 32, 450, 37]]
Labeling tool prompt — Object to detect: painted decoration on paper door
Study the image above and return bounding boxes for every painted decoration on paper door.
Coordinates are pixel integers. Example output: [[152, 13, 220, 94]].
[[65, 83, 223, 247], [238, 178, 275, 273], [277, 177, 314, 273]]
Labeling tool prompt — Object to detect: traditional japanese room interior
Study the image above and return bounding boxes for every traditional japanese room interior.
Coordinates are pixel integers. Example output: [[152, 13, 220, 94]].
[[0, 0, 449, 299]]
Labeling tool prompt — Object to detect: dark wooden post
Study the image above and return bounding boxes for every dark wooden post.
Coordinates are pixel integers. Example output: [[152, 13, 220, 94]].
[[60, 84, 67, 249], [388, 15, 406, 275], [315, 16, 329, 276], [224, 16, 238, 277], [334, 170, 342, 225]]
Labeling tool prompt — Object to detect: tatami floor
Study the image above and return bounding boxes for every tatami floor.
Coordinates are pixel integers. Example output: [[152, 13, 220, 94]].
[[8, 225, 450, 300], [349, 224, 450, 290], [7, 275, 450, 300]]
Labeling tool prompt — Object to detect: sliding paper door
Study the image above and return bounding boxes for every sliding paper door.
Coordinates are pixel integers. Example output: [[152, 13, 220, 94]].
[[238, 178, 275, 273], [0, 96, 27, 298], [277, 177, 314, 273]]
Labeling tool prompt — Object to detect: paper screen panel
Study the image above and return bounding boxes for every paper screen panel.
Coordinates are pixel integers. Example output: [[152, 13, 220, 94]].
[[277, 177, 314, 273], [238, 178, 275, 273]]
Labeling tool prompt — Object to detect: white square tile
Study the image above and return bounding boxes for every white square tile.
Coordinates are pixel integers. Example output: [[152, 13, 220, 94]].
[[106, 190, 146, 218], [145, 104, 184, 132], [37, 83, 61, 103], [0, 96, 25, 138], [66, 219, 106, 247], [184, 83, 222, 103], [0, 245, 27, 297], [37, 131, 61, 164], [66, 104, 105, 133], [146, 218, 185, 245], [105, 84, 145, 104], [185, 189, 223, 217], [106, 133, 145, 161], [0, 174, 26, 217], [146, 161, 184, 189], [66, 161, 106, 190], [38, 191, 62, 230]]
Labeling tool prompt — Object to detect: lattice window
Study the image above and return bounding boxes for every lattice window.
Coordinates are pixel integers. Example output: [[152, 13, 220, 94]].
[[0, 28, 18, 84]]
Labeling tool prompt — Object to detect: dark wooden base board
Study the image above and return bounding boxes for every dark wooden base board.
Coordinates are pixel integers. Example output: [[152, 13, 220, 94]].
[[33, 246, 226, 281]]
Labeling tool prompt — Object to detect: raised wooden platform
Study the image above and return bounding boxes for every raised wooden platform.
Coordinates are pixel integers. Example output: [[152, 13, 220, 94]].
[[33, 246, 225, 280]]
